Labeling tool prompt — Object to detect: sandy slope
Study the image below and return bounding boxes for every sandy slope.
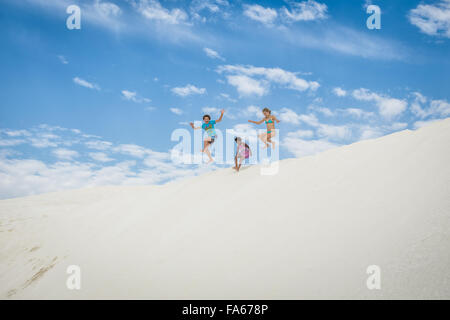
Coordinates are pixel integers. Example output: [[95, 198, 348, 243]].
[[1, 119, 449, 300]]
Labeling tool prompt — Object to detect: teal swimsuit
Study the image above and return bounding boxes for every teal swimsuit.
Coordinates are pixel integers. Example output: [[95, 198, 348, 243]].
[[265, 118, 274, 134], [202, 120, 217, 141]]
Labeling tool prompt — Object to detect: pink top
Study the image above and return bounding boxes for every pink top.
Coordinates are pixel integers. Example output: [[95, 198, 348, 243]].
[[238, 144, 250, 158]]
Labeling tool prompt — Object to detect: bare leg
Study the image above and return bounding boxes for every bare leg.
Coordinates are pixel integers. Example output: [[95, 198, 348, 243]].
[[201, 140, 209, 152], [267, 132, 276, 149], [259, 133, 269, 149], [233, 154, 238, 170], [237, 157, 243, 171], [202, 141, 214, 164]]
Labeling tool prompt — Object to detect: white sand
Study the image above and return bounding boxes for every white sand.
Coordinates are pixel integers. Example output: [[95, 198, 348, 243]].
[[1, 118, 450, 300]]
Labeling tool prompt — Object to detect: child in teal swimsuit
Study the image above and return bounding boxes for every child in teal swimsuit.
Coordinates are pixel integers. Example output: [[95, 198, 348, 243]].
[[248, 107, 280, 149], [190, 109, 225, 164]]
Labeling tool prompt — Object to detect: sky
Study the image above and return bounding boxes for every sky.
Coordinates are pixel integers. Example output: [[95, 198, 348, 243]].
[[0, 0, 449, 199]]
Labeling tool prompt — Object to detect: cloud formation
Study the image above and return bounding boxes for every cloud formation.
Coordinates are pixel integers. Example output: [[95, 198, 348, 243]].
[[282, 0, 328, 22], [217, 65, 319, 97], [172, 84, 207, 97], [203, 47, 225, 60], [73, 77, 100, 90], [408, 0, 450, 38], [121, 90, 151, 103], [352, 88, 407, 119], [243, 4, 278, 25], [131, 0, 188, 25], [0, 124, 215, 199]]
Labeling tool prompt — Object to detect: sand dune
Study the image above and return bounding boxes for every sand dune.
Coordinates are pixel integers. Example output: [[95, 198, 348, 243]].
[[1, 118, 449, 299]]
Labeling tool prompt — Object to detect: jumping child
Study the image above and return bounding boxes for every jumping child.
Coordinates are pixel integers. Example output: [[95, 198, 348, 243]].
[[190, 109, 225, 164], [233, 137, 251, 172], [248, 107, 280, 149]]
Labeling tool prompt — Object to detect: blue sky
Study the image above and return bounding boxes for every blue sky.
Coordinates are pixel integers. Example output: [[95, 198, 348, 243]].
[[0, 0, 449, 198]]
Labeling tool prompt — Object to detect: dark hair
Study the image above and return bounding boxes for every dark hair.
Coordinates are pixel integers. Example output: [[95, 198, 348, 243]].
[[234, 137, 250, 149], [203, 114, 211, 120], [262, 107, 271, 114]]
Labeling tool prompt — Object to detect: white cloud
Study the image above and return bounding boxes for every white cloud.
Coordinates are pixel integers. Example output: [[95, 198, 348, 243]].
[[132, 0, 188, 24], [333, 87, 347, 97], [170, 107, 183, 115], [113, 144, 149, 158], [277, 108, 319, 126], [356, 121, 408, 142], [171, 84, 206, 97], [52, 148, 79, 160], [428, 100, 450, 116], [121, 90, 151, 103], [189, 0, 230, 22], [190, 0, 227, 15], [28, 132, 61, 148], [282, 0, 328, 22], [0, 158, 134, 199], [313, 106, 334, 117], [217, 65, 319, 97], [0, 139, 26, 147], [282, 134, 337, 158], [202, 107, 222, 117], [226, 75, 268, 97], [0, 124, 218, 199], [352, 88, 407, 119], [89, 152, 114, 162], [390, 122, 408, 131], [93, 0, 121, 17], [227, 123, 258, 143], [73, 77, 100, 90], [204, 47, 225, 60], [241, 105, 264, 119], [219, 93, 237, 103], [286, 129, 314, 139], [85, 140, 113, 150], [411, 92, 450, 119], [411, 92, 429, 118], [359, 126, 383, 141], [278, 108, 352, 141], [408, 0, 450, 38], [243, 4, 278, 25], [58, 55, 68, 64], [29, 138, 58, 148], [343, 108, 374, 119], [278, 108, 303, 124], [317, 124, 351, 141], [413, 119, 440, 129], [78, 0, 123, 31], [3, 129, 31, 137], [113, 144, 168, 160], [121, 90, 137, 100], [281, 21, 405, 61]]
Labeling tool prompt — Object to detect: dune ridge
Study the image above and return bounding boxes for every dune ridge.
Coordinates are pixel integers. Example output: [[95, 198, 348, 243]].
[[1, 118, 450, 299]]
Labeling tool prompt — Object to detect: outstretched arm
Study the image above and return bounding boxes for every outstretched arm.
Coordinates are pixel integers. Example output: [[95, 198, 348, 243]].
[[248, 119, 265, 125], [273, 115, 281, 124], [190, 122, 201, 130], [215, 109, 225, 123]]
